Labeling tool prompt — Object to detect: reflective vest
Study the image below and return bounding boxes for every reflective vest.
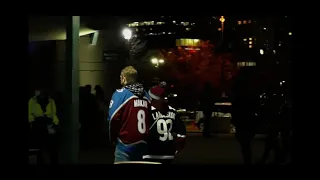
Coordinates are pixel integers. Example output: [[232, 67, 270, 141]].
[[28, 96, 59, 125]]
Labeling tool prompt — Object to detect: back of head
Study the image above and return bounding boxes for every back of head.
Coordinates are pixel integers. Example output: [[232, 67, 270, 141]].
[[79, 86, 85, 93], [94, 85, 103, 91], [84, 84, 92, 93], [149, 81, 169, 112], [234, 68, 258, 98], [121, 66, 138, 85]]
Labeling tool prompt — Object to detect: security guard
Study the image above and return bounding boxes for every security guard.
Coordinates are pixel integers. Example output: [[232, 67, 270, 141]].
[[28, 89, 59, 164]]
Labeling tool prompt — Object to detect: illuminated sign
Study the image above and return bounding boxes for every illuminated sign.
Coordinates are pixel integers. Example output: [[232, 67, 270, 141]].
[[176, 39, 201, 47]]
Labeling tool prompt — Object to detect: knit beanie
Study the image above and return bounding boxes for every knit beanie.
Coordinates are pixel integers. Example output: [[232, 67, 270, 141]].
[[148, 81, 167, 100]]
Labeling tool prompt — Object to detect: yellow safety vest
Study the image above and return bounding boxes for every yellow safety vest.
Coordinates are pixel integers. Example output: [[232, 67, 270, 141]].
[[28, 96, 59, 125]]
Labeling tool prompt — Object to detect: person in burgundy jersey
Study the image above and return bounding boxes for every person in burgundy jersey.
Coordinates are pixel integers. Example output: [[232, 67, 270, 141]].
[[108, 66, 151, 163], [143, 82, 186, 164]]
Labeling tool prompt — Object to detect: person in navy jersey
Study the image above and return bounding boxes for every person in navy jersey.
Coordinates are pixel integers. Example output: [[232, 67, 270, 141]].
[[108, 66, 151, 163], [143, 82, 186, 164]]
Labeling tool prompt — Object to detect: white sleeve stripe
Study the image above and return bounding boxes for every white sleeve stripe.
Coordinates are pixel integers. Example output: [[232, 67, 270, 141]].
[[177, 134, 186, 138], [110, 96, 137, 121]]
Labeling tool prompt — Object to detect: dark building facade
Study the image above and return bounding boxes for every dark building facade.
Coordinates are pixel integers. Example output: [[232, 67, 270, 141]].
[[124, 15, 292, 71], [122, 16, 292, 108], [126, 16, 224, 49]]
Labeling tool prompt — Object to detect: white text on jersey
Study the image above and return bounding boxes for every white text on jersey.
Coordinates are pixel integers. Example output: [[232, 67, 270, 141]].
[[134, 99, 148, 108], [152, 111, 176, 120]]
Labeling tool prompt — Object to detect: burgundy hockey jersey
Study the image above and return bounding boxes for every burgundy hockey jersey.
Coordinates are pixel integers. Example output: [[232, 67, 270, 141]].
[[108, 84, 151, 145]]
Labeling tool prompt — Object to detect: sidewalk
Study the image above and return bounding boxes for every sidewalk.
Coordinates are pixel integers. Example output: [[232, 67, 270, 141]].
[[78, 134, 270, 164], [187, 132, 267, 139], [30, 134, 270, 164], [173, 135, 269, 164]]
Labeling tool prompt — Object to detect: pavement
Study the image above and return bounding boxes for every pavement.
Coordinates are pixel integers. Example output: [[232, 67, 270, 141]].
[[78, 133, 274, 164], [29, 133, 275, 164]]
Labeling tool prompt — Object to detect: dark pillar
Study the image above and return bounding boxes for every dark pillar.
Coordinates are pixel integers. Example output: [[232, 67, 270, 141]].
[[63, 16, 80, 164]]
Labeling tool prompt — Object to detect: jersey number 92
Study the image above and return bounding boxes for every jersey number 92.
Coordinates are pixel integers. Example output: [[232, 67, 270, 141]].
[[157, 119, 173, 141]]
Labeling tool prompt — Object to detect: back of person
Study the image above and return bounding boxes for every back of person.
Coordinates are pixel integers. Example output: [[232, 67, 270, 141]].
[[263, 90, 283, 131], [109, 88, 150, 144], [108, 66, 151, 162], [231, 69, 260, 128], [280, 96, 292, 131], [231, 69, 259, 165], [143, 82, 186, 164]]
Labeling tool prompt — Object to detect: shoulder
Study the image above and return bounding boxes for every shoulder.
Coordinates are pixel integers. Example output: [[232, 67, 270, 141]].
[[28, 96, 36, 102], [109, 88, 135, 109], [113, 87, 126, 94], [112, 88, 131, 99]]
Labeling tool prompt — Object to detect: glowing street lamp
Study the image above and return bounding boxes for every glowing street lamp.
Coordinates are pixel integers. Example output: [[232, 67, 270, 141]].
[[151, 58, 158, 64], [151, 58, 164, 67], [219, 16, 227, 97], [219, 16, 225, 33], [122, 28, 133, 62], [122, 28, 132, 41]]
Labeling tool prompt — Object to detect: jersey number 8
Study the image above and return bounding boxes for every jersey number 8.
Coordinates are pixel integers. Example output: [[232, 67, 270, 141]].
[[137, 109, 146, 134], [157, 119, 173, 141]]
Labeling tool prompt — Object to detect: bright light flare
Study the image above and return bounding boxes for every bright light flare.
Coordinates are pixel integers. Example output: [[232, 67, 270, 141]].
[[122, 28, 132, 40], [151, 58, 158, 64], [260, 49, 264, 55], [219, 16, 225, 23]]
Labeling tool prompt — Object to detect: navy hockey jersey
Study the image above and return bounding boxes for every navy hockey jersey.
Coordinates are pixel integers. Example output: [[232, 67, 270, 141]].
[[108, 84, 151, 145], [143, 105, 186, 160]]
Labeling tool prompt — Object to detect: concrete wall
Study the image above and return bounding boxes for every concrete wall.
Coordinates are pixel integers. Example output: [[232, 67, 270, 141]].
[[28, 41, 57, 94], [54, 30, 126, 101]]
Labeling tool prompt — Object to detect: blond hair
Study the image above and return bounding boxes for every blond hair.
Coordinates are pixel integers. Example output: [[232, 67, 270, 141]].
[[121, 66, 138, 84]]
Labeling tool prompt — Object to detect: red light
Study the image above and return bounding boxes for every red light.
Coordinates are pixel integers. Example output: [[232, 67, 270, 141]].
[[171, 85, 174, 88]]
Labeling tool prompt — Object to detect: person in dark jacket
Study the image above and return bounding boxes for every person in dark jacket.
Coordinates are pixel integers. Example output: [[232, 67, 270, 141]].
[[94, 85, 106, 146], [199, 83, 214, 137], [79, 85, 99, 149], [259, 82, 292, 164], [259, 86, 284, 164], [94, 85, 105, 102], [231, 68, 260, 165]]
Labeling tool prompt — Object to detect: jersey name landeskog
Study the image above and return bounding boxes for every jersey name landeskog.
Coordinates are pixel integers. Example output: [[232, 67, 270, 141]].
[[152, 111, 176, 120]]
